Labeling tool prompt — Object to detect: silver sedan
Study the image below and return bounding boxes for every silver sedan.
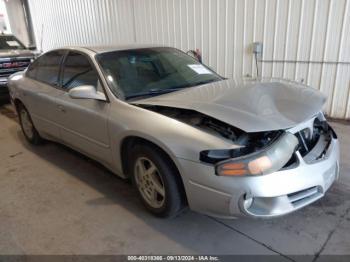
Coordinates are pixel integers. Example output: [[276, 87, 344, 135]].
[[8, 45, 340, 218]]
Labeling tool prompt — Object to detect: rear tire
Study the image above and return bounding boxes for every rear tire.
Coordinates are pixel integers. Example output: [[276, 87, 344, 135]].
[[129, 144, 185, 218], [17, 103, 43, 145]]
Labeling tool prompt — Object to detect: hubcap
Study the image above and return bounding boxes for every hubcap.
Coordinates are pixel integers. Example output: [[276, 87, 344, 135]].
[[134, 157, 165, 209], [20, 109, 34, 139]]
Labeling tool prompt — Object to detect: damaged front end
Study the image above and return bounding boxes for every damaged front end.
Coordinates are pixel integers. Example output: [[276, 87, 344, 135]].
[[135, 104, 339, 218], [202, 114, 336, 178], [202, 116, 336, 176], [139, 105, 336, 178]]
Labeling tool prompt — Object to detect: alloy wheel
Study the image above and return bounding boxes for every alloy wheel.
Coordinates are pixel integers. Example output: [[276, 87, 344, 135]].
[[134, 157, 166, 209], [20, 109, 34, 139]]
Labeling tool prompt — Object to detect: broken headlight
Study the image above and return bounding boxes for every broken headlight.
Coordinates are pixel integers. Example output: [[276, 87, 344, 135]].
[[201, 132, 298, 176]]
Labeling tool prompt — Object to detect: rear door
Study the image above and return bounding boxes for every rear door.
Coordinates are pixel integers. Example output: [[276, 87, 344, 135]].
[[24, 50, 66, 138], [54, 51, 112, 164]]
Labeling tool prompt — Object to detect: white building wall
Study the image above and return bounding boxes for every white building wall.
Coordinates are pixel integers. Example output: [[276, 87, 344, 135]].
[[28, 0, 350, 119], [5, 0, 31, 46], [28, 0, 135, 49]]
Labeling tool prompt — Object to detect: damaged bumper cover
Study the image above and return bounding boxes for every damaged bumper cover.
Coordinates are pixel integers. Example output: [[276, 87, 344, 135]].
[[178, 124, 339, 218]]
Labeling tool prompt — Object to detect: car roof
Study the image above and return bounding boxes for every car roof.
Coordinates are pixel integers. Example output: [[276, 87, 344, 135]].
[[69, 44, 166, 54]]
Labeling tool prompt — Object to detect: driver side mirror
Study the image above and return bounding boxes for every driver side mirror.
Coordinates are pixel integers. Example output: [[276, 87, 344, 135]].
[[68, 85, 107, 101]]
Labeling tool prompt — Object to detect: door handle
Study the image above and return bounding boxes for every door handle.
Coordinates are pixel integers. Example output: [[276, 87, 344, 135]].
[[57, 105, 66, 113]]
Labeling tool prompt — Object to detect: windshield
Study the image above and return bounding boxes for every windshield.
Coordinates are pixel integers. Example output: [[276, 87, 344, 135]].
[[0, 35, 25, 50], [96, 47, 222, 100]]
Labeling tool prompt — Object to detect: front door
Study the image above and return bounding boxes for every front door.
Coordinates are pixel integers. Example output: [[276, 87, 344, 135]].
[[55, 51, 112, 164]]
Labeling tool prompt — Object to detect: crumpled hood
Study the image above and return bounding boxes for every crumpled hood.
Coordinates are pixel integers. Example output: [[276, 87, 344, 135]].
[[132, 78, 326, 132]]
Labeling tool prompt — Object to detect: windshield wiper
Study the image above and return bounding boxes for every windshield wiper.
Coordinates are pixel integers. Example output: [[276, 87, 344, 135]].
[[126, 88, 185, 100], [126, 79, 221, 100], [187, 79, 220, 88]]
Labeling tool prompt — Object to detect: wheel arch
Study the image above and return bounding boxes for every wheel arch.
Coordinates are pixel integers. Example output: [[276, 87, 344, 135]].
[[13, 98, 25, 113], [120, 135, 188, 203]]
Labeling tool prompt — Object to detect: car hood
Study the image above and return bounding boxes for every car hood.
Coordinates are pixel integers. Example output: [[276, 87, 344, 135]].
[[131, 78, 326, 132], [0, 49, 34, 58]]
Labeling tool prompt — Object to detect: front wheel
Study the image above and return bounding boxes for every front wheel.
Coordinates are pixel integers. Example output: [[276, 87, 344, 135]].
[[18, 104, 43, 145], [129, 144, 186, 218]]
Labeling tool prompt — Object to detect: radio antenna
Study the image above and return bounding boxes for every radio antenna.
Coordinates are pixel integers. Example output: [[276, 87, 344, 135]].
[[40, 24, 44, 53]]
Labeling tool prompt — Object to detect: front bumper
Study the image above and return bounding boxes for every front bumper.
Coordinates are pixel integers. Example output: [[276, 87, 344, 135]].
[[179, 131, 340, 219]]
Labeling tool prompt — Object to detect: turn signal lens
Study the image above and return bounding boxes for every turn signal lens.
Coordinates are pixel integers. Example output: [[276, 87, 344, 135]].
[[219, 162, 248, 176], [220, 169, 248, 176]]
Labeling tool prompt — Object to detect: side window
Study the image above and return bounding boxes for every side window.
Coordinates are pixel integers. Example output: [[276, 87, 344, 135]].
[[61, 52, 99, 90], [27, 51, 64, 86]]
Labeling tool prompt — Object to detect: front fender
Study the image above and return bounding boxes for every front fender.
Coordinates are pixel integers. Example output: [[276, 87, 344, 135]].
[[107, 102, 233, 176]]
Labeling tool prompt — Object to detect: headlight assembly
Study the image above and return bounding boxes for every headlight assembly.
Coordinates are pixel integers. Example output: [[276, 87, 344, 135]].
[[216, 132, 298, 176], [201, 132, 299, 176]]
